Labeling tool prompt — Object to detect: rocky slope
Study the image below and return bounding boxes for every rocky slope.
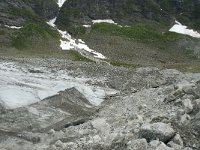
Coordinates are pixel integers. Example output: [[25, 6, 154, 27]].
[[0, 57, 199, 150], [0, 0, 58, 26], [56, 0, 200, 30]]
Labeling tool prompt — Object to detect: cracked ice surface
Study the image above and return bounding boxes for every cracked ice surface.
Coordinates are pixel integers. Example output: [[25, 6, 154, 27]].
[[0, 62, 117, 109]]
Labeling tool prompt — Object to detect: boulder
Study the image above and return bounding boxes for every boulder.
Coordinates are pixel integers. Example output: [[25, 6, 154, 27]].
[[182, 99, 193, 113], [139, 122, 175, 143], [171, 134, 183, 147], [149, 140, 161, 147], [127, 139, 148, 150], [167, 141, 182, 150], [156, 143, 174, 150]]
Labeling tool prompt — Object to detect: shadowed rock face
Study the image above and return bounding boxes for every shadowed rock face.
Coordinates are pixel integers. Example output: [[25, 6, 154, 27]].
[[55, 0, 200, 29], [0, 88, 96, 133], [0, 0, 59, 26]]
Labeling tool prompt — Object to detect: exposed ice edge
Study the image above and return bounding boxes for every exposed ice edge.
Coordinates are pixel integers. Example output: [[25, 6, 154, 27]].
[[47, 17, 106, 59], [169, 20, 200, 38], [0, 62, 118, 109]]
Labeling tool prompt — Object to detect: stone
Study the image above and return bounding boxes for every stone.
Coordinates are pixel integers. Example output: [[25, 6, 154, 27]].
[[149, 140, 161, 147], [182, 84, 195, 95], [48, 129, 56, 135], [172, 134, 183, 147], [182, 99, 193, 113], [183, 147, 193, 150], [156, 143, 174, 150], [139, 122, 175, 143], [167, 141, 182, 149], [180, 114, 191, 124], [55, 140, 64, 147], [164, 94, 176, 103], [127, 139, 148, 150], [194, 99, 200, 109]]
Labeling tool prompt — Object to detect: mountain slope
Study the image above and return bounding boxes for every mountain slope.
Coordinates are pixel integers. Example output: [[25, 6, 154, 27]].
[[55, 0, 200, 30], [0, 0, 59, 26]]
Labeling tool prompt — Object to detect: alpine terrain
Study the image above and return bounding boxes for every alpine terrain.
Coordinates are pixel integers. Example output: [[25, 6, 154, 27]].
[[0, 0, 200, 150]]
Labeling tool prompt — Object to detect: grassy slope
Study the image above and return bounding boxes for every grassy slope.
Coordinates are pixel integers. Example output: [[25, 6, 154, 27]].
[[0, 22, 92, 62], [1, 20, 199, 72], [76, 23, 200, 72]]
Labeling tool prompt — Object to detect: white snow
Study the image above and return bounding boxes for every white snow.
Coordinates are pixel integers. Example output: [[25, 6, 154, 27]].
[[92, 19, 117, 25], [169, 21, 200, 38], [4, 25, 22, 29], [57, 0, 66, 8], [47, 13, 106, 59], [47, 17, 57, 27], [0, 62, 117, 109], [83, 25, 91, 28]]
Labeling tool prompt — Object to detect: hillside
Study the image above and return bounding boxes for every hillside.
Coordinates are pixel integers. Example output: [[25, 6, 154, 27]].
[[0, 1, 200, 150], [0, 0, 199, 71]]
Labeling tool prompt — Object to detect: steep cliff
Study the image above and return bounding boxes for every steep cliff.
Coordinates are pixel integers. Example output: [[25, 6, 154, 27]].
[[55, 0, 200, 30], [0, 0, 59, 26]]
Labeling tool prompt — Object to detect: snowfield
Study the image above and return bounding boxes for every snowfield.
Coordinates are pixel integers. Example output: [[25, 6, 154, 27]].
[[47, 17, 106, 59], [169, 21, 200, 38], [0, 62, 117, 109]]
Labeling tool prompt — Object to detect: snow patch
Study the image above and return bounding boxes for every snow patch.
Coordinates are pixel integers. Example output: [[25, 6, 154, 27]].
[[5, 25, 22, 29], [47, 15, 106, 59], [0, 62, 117, 109], [47, 17, 57, 27], [57, 0, 66, 8], [92, 19, 117, 25], [83, 25, 91, 28], [169, 21, 200, 38]]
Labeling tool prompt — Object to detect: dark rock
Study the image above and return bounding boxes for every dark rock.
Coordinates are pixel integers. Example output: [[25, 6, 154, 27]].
[[139, 122, 175, 143]]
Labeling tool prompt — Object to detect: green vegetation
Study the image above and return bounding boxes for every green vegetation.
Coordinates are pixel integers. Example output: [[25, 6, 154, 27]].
[[67, 50, 93, 62], [91, 23, 182, 44], [68, 26, 87, 36], [8, 6, 37, 19], [56, 7, 81, 30], [12, 21, 60, 50]]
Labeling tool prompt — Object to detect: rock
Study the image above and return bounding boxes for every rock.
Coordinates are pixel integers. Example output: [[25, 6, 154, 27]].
[[48, 129, 56, 135], [127, 139, 148, 150], [150, 140, 161, 147], [183, 147, 193, 150], [164, 94, 176, 103], [194, 99, 200, 109], [182, 99, 193, 113], [171, 134, 183, 147], [167, 141, 182, 149], [55, 140, 64, 147], [182, 84, 195, 95], [180, 114, 191, 124], [156, 143, 174, 150], [139, 122, 175, 143]]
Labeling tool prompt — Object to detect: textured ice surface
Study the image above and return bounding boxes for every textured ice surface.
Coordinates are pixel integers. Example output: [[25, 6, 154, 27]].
[[0, 62, 117, 109]]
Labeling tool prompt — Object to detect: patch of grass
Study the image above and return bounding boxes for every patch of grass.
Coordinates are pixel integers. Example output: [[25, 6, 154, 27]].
[[8, 6, 37, 19], [66, 50, 93, 62], [91, 23, 168, 43], [12, 21, 60, 50], [68, 26, 87, 36], [0, 29, 6, 35], [163, 63, 200, 73]]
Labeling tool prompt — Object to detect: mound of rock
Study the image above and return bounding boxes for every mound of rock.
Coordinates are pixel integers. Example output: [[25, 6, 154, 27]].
[[139, 122, 175, 143]]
